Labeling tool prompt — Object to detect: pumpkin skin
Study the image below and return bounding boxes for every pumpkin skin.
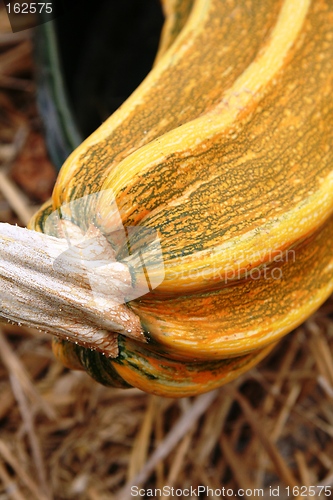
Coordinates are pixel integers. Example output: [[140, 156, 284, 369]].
[[29, 0, 333, 397], [154, 0, 195, 65]]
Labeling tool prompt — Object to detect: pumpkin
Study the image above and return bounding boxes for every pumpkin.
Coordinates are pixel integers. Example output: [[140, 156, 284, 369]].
[[1, 0, 333, 397]]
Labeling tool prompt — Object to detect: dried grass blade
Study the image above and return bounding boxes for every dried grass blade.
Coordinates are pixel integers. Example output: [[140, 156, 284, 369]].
[[0, 330, 56, 419], [220, 435, 255, 498], [117, 390, 218, 499], [0, 440, 47, 500], [0, 171, 34, 225], [9, 373, 50, 499], [228, 388, 298, 488], [0, 459, 26, 500], [127, 396, 157, 481]]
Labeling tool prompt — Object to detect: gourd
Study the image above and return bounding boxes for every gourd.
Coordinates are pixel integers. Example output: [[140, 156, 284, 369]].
[[1, 0, 333, 397]]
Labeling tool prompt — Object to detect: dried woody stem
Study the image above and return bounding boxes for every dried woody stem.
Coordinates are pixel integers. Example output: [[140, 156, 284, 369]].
[[0, 222, 145, 357]]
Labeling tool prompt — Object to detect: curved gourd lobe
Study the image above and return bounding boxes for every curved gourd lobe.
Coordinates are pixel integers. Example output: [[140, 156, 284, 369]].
[[110, 339, 276, 398], [52, 336, 276, 398], [130, 215, 333, 360]]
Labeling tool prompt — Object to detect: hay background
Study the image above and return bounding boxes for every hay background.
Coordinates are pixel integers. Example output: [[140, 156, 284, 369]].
[[0, 7, 333, 499]]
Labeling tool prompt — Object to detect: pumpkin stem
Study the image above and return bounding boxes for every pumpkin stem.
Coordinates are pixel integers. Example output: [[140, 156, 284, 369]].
[[0, 222, 145, 357]]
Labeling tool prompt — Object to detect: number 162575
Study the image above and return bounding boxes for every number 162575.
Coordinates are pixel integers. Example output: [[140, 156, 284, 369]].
[[6, 3, 52, 14]]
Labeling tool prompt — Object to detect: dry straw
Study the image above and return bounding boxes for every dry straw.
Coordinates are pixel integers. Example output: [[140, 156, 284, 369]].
[[0, 7, 333, 499]]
